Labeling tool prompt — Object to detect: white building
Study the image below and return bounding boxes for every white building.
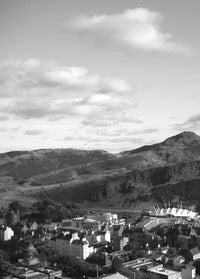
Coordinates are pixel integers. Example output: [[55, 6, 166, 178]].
[[148, 265, 181, 279], [48, 231, 94, 260], [0, 226, 14, 241], [96, 230, 111, 243]]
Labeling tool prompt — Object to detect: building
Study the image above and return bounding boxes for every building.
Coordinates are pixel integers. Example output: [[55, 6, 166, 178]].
[[43, 222, 61, 232], [189, 247, 200, 261], [83, 218, 101, 231], [135, 218, 160, 231], [122, 258, 154, 270], [181, 265, 196, 279], [0, 226, 14, 241], [21, 243, 40, 267], [48, 231, 94, 260], [96, 230, 111, 243], [148, 265, 182, 279], [112, 236, 129, 251], [99, 273, 129, 279], [152, 206, 198, 220], [62, 217, 84, 229], [17, 269, 48, 279], [11, 267, 62, 279]]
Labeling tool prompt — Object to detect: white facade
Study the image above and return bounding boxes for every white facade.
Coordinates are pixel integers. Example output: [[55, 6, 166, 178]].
[[0, 226, 14, 241], [48, 232, 94, 260], [96, 230, 111, 243]]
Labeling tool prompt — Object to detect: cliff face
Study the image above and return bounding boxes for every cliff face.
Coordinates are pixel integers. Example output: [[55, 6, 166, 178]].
[[34, 160, 200, 206], [1, 131, 200, 206]]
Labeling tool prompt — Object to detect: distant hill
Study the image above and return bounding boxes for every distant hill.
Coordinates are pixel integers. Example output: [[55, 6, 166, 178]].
[[121, 131, 200, 162], [1, 131, 200, 208]]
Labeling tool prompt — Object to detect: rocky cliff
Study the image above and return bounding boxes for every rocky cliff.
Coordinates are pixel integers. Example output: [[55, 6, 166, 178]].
[[1, 131, 200, 207]]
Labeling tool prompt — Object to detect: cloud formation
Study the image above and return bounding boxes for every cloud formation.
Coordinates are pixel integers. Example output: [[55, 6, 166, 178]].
[[0, 127, 7, 133], [25, 129, 44, 135], [0, 59, 135, 120], [0, 116, 8, 121], [174, 114, 200, 130], [68, 8, 192, 54]]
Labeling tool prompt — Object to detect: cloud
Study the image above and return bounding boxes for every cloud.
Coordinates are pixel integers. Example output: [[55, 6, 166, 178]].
[[0, 116, 8, 121], [64, 127, 157, 152], [0, 127, 7, 132], [0, 59, 134, 120], [174, 114, 200, 131], [25, 129, 44, 135], [68, 8, 192, 54]]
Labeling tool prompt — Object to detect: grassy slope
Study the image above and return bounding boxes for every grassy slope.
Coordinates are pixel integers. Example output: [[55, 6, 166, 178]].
[[1, 131, 200, 208]]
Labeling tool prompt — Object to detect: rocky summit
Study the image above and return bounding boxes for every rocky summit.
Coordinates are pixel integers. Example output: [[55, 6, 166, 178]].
[[0, 131, 200, 208]]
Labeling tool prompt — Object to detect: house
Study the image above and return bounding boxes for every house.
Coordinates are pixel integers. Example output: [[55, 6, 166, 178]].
[[122, 258, 154, 270], [62, 217, 84, 229], [0, 226, 14, 241], [135, 218, 159, 231], [48, 231, 94, 260], [123, 228, 145, 245], [83, 218, 101, 231], [21, 242, 40, 267], [148, 265, 181, 279], [14, 267, 62, 279], [112, 236, 129, 251], [190, 247, 200, 261], [43, 222, 61, 232], [112, 225, 124, 238], [181, 264, 196, 279], [96, 230, 111, 243], [99, 272, 129, 279]]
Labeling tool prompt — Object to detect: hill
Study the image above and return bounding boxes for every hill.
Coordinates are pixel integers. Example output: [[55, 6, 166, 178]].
[[1, 131, 200, 208]]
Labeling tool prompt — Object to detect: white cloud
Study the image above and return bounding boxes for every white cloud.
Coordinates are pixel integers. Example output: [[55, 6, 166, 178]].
[[174, 114, 200, 131], [0, 59, 135, 120], [0, 116, 8, 121], [25, 129, 43, 135], [0, 127, 7, 132], [68, 8, 192, 54]]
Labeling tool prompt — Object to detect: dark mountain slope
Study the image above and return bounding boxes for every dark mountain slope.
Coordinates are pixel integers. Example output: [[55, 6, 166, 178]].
[[1, 131, 200, 207], [121, 131, 200, 163], [0, 149, 114, 180]]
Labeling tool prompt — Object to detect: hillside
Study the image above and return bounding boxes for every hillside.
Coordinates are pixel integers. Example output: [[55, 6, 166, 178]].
[[1, 131, 200, 208]]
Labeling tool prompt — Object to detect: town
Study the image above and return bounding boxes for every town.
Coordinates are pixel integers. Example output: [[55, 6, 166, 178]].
[[1, 200, 200, 278]]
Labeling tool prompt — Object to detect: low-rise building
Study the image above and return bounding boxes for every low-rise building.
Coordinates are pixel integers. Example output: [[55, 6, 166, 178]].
[[122, 257, 154, 271], [112, 236, 129, 251], [83, 218, 101, 231], [48, 230, 94, 260], [148, 265, 182, 279], [0, 226, 14, 241], [181, 264, 196, 279], [99, 273, 129, 279], [189, 247, 200, 261], [96, 230, 111, 243]]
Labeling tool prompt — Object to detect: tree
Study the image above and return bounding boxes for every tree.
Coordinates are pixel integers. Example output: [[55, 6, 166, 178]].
[[61, 256, 98, 278], [86, 251, 105, 266], [9, 201, 21, 211], [112, 256, 123, 272]]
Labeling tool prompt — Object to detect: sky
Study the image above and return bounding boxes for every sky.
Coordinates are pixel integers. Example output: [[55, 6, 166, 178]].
[[0, 0, 200, 153]]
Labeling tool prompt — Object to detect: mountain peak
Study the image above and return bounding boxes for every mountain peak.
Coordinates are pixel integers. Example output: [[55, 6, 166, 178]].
[[163, 131, 200, 145]]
